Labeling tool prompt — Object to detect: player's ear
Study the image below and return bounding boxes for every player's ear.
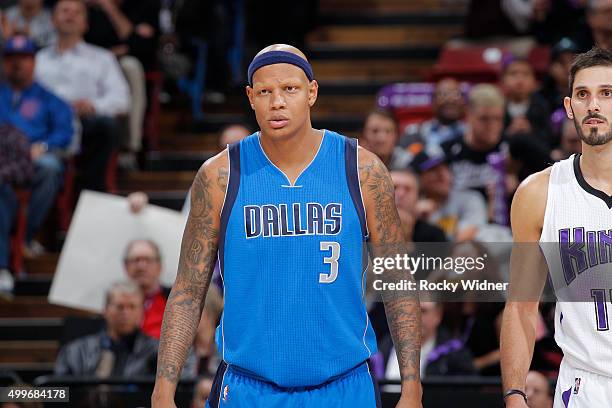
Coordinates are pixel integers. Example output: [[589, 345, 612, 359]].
[[246, 86, 255, 110], [563, 96, 573, 119], [307, 80, 318, 107]]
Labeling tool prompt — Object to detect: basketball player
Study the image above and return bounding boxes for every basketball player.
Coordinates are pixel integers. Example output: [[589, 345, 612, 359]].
[[501, 47, 612, 407], [151, 44, 422, 407]]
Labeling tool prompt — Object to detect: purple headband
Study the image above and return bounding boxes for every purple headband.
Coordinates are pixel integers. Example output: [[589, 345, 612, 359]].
[[247, 50, 314, 86]]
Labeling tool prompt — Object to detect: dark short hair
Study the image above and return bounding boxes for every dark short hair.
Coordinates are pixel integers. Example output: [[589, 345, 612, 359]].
[[363, 108, 399, 132], [568, 47, 612, 96], [502, 57, 534, 76]]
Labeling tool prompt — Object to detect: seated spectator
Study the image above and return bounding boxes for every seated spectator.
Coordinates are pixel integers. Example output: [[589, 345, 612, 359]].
[[0, 125, 32, 295], [35, 0, 130, 192], [122, 239, 168, 339], [123, 239, 222, 373], [459, 0, 536, 56], [84, 0, 160, 70], [525, 370, 553, 408], [501, 58, 551, 147], [551, 118, 582, 161], [360, 109, 412, 170], [506, 131, 552, 190], [390, 169, 446, 243], [532, 0, 586, 45], [84, 0, 161, 157], [4, 0, 55, 48], [400, 78, 466, 148], [0, 35, 73, 258], [538, 38, 579, 116], [384, 301, 475, 380], [463, 0, 520, 39], [441, 84, 509, 225], [191, 377, 213, 408], [410, 146, 488, 242], [54, 280, 197, 378], [574, 0, 612, 51]]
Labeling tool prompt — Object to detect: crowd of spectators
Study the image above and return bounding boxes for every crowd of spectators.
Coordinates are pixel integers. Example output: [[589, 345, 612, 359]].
[[3, 0, 603, 405]]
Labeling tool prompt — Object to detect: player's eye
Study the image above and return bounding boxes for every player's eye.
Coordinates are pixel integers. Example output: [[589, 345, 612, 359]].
[[259, 89, 270, 95], [285, 86, 298, 92], [602, 89, 612, 97], [576, 90, 588, 98]]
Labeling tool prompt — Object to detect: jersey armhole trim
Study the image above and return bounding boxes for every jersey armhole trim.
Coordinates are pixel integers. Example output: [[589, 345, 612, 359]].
[[219, 142, 241, 277], [539, 164, 555, 243], [344, 137, 369, 239]]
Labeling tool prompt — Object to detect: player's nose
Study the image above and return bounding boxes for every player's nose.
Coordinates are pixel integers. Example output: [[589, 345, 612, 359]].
[[587, 96, 601, 112], [270, 89, 286, 109]]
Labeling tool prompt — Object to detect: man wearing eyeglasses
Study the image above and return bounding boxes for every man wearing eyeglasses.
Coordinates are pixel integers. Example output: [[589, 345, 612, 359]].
[[123, 238, 222, 372], [123, 239, 168, 339]]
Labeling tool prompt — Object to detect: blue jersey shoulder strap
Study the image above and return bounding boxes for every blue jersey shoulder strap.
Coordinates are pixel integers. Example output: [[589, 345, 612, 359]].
[[219, 141, 241, 278], [344, 136, 368, 239]]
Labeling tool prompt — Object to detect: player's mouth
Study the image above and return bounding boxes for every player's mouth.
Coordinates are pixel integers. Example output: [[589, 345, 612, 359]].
[[583, 116, 606, 126], [269, 117, 289, 129]]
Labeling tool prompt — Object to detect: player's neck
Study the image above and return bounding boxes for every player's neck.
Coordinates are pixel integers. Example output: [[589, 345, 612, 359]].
[[580, 144, 612, 195], [259, 127, 323, 184]]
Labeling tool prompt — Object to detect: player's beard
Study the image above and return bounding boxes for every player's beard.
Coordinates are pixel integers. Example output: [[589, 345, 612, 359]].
[[573, 112, 612, 146]]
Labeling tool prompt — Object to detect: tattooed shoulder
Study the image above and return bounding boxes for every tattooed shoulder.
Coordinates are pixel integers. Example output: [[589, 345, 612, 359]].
[[357, 147, 401, 244], [193, 149, 229, 205]]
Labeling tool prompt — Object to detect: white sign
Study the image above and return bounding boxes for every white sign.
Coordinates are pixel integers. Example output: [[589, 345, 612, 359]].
[[49, 191, 187, 312]]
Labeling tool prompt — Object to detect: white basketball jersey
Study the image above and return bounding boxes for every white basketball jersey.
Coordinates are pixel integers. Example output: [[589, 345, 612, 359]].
[[540, 154, 612, 377]]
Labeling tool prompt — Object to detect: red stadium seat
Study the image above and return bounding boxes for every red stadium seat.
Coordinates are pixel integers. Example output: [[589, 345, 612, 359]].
[[431, 46, 509, 83], [527, 45, 551, 79], [395, 105, 434, 130]]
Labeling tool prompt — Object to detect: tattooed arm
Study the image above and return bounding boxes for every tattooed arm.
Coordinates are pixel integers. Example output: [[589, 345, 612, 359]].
[[151, 151, 228, 407], [358, 147, 422, 407]]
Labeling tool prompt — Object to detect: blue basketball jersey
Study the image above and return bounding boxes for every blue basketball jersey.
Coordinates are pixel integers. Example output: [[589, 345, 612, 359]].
[[216, 130, 377, 388]]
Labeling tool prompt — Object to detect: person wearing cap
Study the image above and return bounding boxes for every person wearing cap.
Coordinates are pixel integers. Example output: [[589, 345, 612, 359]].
[[35, 0, 130, 192], [411, 146, 488, 242], [152, 44, 423, 408], [0, 35, 73, 262]]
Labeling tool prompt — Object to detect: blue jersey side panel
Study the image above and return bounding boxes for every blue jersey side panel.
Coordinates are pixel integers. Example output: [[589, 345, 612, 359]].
[[216, 130, 377, 387]]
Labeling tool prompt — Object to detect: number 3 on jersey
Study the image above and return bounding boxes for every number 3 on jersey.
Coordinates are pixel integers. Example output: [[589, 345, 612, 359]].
[[319, 241, 340, 283]]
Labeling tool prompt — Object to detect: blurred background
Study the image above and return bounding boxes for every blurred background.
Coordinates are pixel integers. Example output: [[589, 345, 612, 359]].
[[0, 0, 596, 406]]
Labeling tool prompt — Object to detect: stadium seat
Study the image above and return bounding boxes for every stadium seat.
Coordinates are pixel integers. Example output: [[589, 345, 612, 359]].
[[430, 46, 509, 83], [527, 45, 551, 79]]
